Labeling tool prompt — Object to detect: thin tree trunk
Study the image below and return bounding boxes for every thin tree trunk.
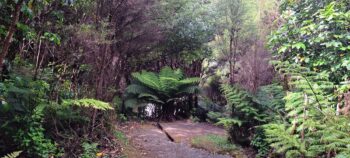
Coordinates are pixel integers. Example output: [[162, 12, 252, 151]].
[[0, 0, 24, 73], [188, 95, 193, 112], [301, 93, 308, 141], [229, 34, 234, 84], [229, 29, 239, 84], [33, 39, 42, 80], [232, 30, 239, 84]]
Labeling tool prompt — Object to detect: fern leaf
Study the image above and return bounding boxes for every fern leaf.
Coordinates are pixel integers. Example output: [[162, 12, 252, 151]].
[[62, 99, 113, 110], [132, 71, 161, 91], [1, 151, 22, 158], [125, 98, 138, 108], [126, 84, 152, 94], [216, 117, 242, 128], [159, 66, 183, 80]]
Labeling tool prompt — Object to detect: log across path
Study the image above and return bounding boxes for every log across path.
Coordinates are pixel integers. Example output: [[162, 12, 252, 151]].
[[123, 120, 231, 158]]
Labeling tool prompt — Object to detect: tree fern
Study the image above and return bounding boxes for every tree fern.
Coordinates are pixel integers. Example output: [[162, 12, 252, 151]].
[[125, 66, 200, 118]]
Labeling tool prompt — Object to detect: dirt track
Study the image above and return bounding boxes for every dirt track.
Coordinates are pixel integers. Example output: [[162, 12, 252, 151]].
[[124, 121, 232, 158]]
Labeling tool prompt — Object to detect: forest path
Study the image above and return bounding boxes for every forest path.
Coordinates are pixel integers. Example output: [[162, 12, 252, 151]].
[[122, 120, 231, 158]]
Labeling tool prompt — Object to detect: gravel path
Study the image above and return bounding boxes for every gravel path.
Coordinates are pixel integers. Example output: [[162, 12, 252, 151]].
[[125, 122, 232, 158]]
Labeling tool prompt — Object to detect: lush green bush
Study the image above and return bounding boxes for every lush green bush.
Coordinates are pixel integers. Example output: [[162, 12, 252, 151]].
[[0, 76, 60, 157], [265, 0, 350, 157], [269, 1, 350, 83], [81, 142, 99, 158], [0, 75, 114, 157]]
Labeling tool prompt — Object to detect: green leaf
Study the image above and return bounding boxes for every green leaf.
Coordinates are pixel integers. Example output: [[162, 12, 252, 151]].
[[216, 118, 242, 128], [293, 42, 306, 50], [278, 45, 289, 53]]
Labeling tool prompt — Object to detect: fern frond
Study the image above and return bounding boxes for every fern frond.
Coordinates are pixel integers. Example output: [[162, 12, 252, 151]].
[[62, 99, 113, 110], [1, 151, 22, 158], [138, 93, 164, 104], [124, 98, 138, 108], [159, 77, 179, 93], [178, 77, 201, 85], [220, 84, 260, 119], [132, 71, 161, 91], [126, 84, 152, 94], [159, 66, 183, 80], [264, 61, 350, 157], [216, 117, 242, 128], [264, 123, 305, 157]]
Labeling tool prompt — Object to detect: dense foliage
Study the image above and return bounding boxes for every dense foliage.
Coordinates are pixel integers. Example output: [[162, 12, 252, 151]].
[[0, 0, 349, 157], [261, 0, 350, 157], [263, 61, 350, 157], [0, 75, 114, 157], [218, 83, 285, 147], [269, 1, 350, 83]]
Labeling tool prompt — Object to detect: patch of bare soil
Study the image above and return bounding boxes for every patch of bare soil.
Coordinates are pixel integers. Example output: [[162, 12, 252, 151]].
[[122, 121, 231, 158]]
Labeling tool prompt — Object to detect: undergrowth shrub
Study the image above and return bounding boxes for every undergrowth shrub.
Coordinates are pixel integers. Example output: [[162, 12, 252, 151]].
[[114, 131, 128, 145], [250, 84, 285, 157], [192, 97, 224, 122], [81, 142, 99, 158], [46, 98, 114, 156], [0, 75, 115, 157], [250, 127, 270, 158], [219, 84, 267, 145], [17, 105, 59, 157], [206, 111, 225, 123], [262, 61, 350, 157], [0, 76, 60, 157]]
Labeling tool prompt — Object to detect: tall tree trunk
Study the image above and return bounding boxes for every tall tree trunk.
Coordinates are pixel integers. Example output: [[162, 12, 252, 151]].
[[0, 0, 24, 73], [229, 28, 239, 84], [229, 34, 234, 84], [231, 29, 239, 85]]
